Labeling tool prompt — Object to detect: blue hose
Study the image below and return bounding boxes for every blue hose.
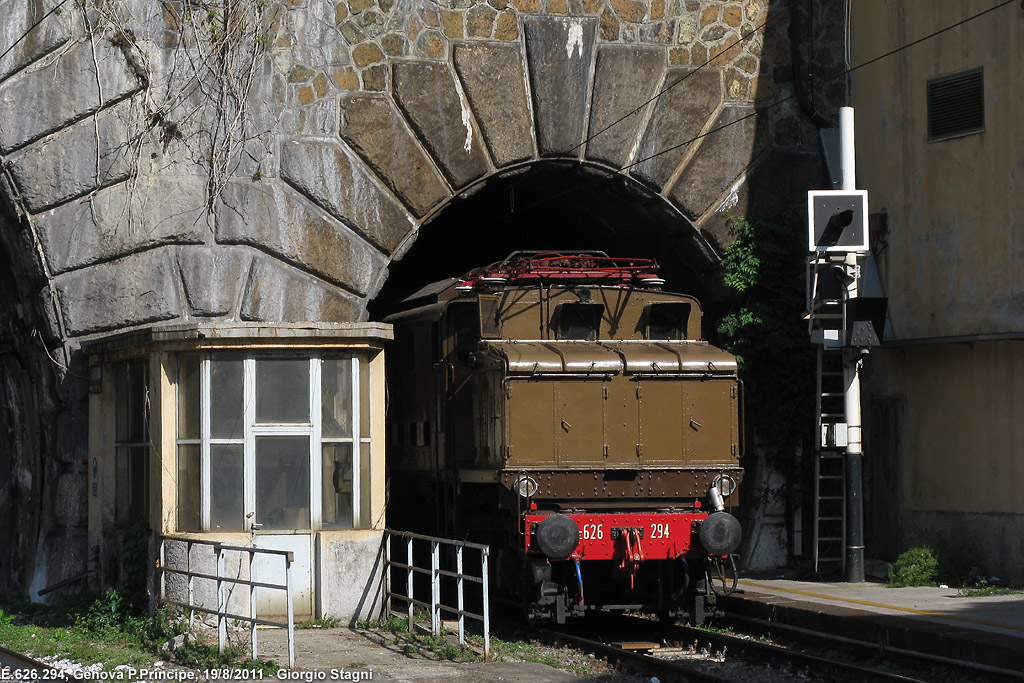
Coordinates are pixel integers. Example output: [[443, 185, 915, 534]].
[[574, 559, 584, 603]]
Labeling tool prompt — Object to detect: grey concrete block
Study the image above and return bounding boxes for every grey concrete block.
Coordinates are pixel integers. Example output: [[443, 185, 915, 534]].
[[670, 104, 769, 220], [240, 256, 365, 324], [279, 139, 415, 254], [53, 248, 182, 336], [176, 247, 250, 317], [630, 67, 722, 190], [585, 45, 665, 169], [218, 180, 387, 297], [523, 17, 597, 157], [392, 61, 491, 189], [0, 0, 72, 83], [339, 94, 451, 217], [54, 471, 87, 528], [34, 177, 207, 275], [453, 43, 534, 168], [8, 100, 137, 213], [318, 534, 385, 623], [0, 39, 142, 153]]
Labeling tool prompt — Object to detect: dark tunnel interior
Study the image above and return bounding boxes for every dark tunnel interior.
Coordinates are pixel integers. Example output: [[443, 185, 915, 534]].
[[368, 161, 728, 333]]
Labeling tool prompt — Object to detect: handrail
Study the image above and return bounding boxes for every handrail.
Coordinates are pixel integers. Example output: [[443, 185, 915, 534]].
[[156, 536, 295, 667], [383, 530, 490, 660]]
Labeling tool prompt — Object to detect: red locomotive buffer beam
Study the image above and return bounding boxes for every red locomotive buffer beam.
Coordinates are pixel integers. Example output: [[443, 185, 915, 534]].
[[524, 512, 709, 562]]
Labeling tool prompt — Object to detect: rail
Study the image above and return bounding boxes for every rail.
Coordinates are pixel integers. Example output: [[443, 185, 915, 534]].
[[383, 530, 490, 660], [156, 536, 295, 667]]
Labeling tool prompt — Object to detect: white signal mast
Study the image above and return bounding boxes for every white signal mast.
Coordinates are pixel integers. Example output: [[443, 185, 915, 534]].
[[806, 107, 873, 583]]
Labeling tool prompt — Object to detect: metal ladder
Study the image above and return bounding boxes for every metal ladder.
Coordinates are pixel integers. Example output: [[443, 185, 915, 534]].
[[814, 346, 846, 575]]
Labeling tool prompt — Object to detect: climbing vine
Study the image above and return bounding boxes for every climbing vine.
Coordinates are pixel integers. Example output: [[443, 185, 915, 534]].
[[717, 209, 816, 471], [82, 0, 273, 220]]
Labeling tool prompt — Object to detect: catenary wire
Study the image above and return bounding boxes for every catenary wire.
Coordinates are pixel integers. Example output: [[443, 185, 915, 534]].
[[0, 0, 73, 64], [502, 0, 1016, 218]]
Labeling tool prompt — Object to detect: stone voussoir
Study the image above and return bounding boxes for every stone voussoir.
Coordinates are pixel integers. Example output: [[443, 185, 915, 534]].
[[240, 256, 365, 324], [0, 38, 142, 154], [339, 93, 451, 217], [280, 138, 416, 255], [8, 99, 138, 214], [630, 66, 722, 190], [392, 60, 492, 189], [53, 247, 182, 336], [176, 247, 252, 318], [34, 176, 208, 276], [669, 102, 768, 221], [217, 179, 388, 298], [523, 16, 598, 157], [452, 42, 535, 167], [0, 0, 72, 83], [585, 44, 666, 169]]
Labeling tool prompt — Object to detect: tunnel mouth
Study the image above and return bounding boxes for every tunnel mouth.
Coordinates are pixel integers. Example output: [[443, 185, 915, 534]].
[[369, 161, 726, 321]]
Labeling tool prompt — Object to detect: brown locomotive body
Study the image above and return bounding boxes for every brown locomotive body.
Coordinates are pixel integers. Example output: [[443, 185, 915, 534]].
[[386, 253, 743, 622]]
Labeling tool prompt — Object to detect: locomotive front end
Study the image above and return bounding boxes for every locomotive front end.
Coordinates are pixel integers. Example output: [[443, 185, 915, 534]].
[[386, 252, 744, 624]]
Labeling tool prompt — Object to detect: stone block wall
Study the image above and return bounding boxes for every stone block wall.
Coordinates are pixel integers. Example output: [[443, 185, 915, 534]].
[[0, 0, 845, 599]]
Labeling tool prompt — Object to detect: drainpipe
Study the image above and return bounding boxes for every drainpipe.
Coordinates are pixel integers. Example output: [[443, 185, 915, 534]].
[[840, 107, 865, 583]]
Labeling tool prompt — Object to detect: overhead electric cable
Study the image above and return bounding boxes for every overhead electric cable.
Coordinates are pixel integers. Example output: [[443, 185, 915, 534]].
[[0, 0, 73, 65], [504, 0, 1016, 217]]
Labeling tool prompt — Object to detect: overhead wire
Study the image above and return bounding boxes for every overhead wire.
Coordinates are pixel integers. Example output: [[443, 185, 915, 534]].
[[501, 0, 1017, 218], [0, 0, 73, 65]]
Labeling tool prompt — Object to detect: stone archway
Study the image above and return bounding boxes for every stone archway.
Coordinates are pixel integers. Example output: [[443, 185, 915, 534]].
[[276, 15, 769, 319]]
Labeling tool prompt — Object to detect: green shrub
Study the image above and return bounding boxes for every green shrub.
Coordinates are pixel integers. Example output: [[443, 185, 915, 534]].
[[888, 546, 939, 587]]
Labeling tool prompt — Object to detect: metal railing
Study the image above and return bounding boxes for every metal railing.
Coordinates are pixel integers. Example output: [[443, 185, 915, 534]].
[[156, 536, 295, 667], [383, 530, 490, 660]]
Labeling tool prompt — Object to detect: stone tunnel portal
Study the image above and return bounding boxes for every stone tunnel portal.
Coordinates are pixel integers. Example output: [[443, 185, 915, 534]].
[[370, 160, 724, 319]]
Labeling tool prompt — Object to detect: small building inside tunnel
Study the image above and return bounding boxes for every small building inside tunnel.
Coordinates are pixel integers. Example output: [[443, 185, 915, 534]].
[[84, 323, 391, 621]]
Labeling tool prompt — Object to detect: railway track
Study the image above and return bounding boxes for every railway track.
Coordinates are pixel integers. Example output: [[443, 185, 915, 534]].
[[508, 613, 964, 683], [0, 645, 81, 679]]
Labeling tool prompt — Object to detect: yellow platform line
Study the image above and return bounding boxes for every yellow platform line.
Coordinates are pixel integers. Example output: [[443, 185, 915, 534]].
[[737, 580, 1024, 633]]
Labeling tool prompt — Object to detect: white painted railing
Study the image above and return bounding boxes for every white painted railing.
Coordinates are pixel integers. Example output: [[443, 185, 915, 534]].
[[156, 536, 295, 668], [383, 530, 490, 660]]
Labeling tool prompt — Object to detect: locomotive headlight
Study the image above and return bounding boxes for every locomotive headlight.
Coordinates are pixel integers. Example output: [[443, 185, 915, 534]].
[[712, 474, 737, 498], [515, 475, 539, 498]]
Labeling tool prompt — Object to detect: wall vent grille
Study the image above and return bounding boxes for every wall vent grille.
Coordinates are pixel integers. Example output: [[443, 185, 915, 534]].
[[927, 68, 984, 142]]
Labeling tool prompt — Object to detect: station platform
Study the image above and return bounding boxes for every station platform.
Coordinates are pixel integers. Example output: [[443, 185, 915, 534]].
[[722, 577, 1024, 674], [250, 626, 591, 681]]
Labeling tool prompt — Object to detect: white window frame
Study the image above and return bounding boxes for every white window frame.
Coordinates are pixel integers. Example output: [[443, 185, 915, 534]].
[[176, 351, 369, 532]]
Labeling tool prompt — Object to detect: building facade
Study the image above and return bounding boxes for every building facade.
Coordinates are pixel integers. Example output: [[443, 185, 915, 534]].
[[850, 0, 1024, 581]]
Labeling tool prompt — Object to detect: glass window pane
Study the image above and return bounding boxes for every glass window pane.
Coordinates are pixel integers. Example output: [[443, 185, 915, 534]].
[[322, 443, 353, 529], [256, 436, 310, 529], [116, 365, 128, 442], [115, 446, 130, 525], [359, 442, 371, 528], [177, 355, 200, 440], [322, 357, 353, 438], [256, 359, 309, 424], [210, 444, 244, 530], [359, 355, 370, 437], [177, 444, 200, 531], [210, 355, 244, 439], [131, 445, 148, 520]]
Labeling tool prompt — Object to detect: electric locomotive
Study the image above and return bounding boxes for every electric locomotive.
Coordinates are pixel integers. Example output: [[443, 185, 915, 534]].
[[385, 252, 743, 623]]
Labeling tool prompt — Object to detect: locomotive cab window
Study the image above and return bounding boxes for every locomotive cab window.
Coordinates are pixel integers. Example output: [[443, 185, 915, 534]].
[[645, 302, 692, 340], [446, 303, 480, 360], [556, 303, 603, 340]]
